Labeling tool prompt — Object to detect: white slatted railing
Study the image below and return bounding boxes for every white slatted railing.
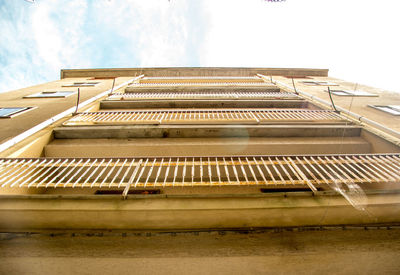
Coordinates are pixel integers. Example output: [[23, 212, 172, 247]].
[[129, 82, 272, 87], [64, 109, 345, 126], [108, 92, 299, 100], [0, 155, 399, 190], [138, 76, 265, 84]]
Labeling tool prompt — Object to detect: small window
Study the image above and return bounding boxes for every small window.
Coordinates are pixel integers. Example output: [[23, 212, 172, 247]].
[[0, 107, 33, 118], [326, 89, 378, 97], [62, 82, 100, 87], [302, 81, 338, 86], [24, 91, 76, 98], [369, 105, 400, 115], [284, 76, 311, 79], [88, 77, 116, 80]]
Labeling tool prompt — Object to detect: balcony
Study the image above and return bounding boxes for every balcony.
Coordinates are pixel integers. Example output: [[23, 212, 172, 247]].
[[1, 154, 399, 191], [63, 109, 346, 126], [107, 91, 299, 101]]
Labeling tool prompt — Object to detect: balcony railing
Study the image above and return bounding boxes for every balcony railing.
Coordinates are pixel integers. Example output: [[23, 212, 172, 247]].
[[63, 109, 346, 126], [0, 154, 399, 191], [138, 76, 265, 84], [107, 91, 300, 101], [128, 82, 273, 87]]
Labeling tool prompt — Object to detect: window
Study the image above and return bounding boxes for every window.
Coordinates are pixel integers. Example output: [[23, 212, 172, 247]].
[[326, 89, 378, 97], [62, 82, 100, 87], [284, 76, 311, 79], [369, 105, 400, 115], [89, 77, 116, 80], [301, 81, 338, 86], [0, 107, 33, 118], [24, 91, 76, 98]]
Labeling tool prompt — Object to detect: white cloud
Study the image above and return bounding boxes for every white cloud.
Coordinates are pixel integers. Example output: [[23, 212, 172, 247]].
[[31, 1, 91, 70], [92, 0, 195, 67], [0, 0, 90, 93], [1, 0, 205, 93], [200, 0, 400, 92], [1, 0, 399, 93]]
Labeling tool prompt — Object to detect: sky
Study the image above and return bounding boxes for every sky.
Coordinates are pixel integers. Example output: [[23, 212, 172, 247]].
[[1, 0, 399, 93]]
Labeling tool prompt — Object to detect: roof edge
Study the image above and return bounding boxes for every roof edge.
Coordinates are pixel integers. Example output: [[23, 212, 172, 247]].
[[60, 67, 329, 79]]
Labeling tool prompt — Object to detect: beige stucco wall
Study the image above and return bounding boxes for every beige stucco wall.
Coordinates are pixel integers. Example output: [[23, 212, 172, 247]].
[[0, 77, 132, 144], [275, 76, 400, 133], [0, 192, 400, 231], [1, 228, 400, 275]]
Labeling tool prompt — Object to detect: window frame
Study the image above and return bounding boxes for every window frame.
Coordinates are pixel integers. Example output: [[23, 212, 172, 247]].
[[62, 82, 100, 87], [24, 91, 76, 98], [0, 107, 34, 118], [301, 81, 338, 86], [326, 89, 378, 97], [369, 105, 400, 115]]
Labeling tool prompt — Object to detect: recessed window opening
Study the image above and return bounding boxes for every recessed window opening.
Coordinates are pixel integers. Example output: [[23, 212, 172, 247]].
[[89, 77, 116, 80], [0, 107, 33, 118], [302, 81, 338, 86], [24, 91, 76, 98], [62, 82, 100, 87], [369, 105, 400, 115], [284, 76, 311, 79], [326, 89, 378, 97]]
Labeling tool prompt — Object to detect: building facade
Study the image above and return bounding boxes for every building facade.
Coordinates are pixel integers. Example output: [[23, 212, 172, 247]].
[[0, 67, 400, 230]]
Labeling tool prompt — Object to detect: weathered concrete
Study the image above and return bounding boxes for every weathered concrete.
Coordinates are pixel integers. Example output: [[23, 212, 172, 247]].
[[124, 86, 280, 93], [1, 228, 400, 275], [100, 100, 310, 109], [53, 125, 362, 139], [1, 192, 400, 231], [360, 129, 400, 153], [44, 137, 371, 157]]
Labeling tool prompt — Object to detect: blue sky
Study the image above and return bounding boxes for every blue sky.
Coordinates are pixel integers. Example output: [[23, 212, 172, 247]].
[[1, 0, 399, 93]]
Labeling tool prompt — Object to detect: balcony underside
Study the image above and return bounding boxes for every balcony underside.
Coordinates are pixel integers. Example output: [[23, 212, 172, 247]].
[[102, 89, 307, 108], [1, 191, 400, 231], [44, 137, 371, 157], [54, 124, 362, 139], [100, 99, 310, 109], [123, 86, 280, 93], [125, 83, 276, 91]]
